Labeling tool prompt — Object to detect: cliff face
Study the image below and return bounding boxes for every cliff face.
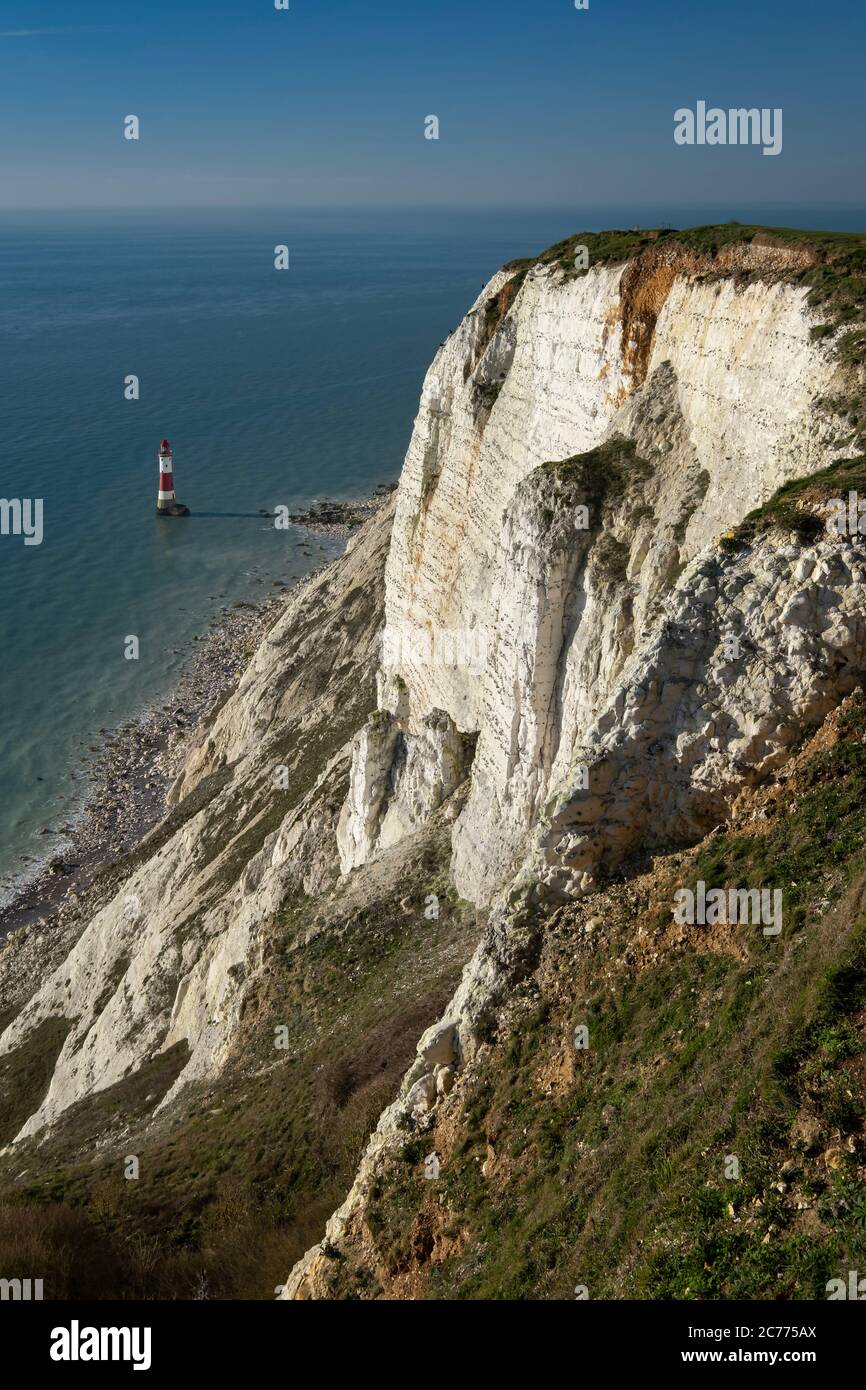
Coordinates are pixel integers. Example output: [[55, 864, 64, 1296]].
[[284, 230, 866, 1299], [2, 225, 866, 1301], [341, 237, 853, 905]]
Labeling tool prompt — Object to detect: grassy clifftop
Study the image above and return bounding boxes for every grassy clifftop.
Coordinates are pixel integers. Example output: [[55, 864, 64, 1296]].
[[495, 222, 866, 370]]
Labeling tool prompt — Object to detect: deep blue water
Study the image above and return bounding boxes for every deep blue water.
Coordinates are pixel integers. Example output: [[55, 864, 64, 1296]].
[[1, 204, 864, 896]]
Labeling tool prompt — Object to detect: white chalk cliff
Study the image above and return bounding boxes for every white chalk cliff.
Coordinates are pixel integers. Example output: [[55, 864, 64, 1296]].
[[1, 229, 864, 1299], [283, 233, 866, 1296], [340, 236, 854, 905]]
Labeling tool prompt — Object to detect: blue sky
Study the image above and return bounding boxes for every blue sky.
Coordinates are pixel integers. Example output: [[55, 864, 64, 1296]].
[[0, 0, 864, 209]]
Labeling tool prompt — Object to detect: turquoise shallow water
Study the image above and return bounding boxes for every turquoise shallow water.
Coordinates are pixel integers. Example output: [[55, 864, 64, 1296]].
[[1, 204, 864, 897]]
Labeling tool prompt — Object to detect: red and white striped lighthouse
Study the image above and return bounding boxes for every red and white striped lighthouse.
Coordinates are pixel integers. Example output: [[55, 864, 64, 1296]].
[[156, 439, 189, 517], [157, 439, 175, 511]]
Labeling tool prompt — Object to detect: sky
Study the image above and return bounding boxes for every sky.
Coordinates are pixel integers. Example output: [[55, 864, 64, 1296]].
[[0, 0, 864, 210]]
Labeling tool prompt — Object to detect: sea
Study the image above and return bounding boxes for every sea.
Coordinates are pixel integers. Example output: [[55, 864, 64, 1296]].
[[1, 203, 864, 899]]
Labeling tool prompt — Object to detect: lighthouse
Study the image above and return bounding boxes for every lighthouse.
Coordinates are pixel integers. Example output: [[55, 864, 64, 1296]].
[[156, 440, 189, 517]]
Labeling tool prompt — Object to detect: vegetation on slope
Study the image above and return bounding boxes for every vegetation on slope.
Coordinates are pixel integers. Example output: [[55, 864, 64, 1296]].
[[538, 436, 651, 504], [328, 696, 866, 1300], [723, 453, 866, 547], [0, 822, 480, 1299]]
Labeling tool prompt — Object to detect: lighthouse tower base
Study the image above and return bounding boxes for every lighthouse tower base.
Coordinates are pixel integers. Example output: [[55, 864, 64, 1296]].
[[157, 501, 190, 517]]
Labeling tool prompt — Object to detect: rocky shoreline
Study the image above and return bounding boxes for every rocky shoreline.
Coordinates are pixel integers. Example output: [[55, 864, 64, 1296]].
[[0, 485, 395, 942], [0, 595, 283, 941], [279, 483, 397, 537]]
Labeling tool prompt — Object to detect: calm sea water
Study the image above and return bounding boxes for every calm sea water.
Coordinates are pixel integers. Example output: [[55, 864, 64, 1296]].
[[1, 204, 864, 897]]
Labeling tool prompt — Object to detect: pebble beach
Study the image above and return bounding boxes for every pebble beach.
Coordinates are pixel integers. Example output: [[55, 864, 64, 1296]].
[[0, 489, 394, 941]]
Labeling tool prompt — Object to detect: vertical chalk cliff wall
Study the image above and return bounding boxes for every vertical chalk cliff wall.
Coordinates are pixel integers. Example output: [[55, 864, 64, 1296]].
[[338, 238, 853, 904]]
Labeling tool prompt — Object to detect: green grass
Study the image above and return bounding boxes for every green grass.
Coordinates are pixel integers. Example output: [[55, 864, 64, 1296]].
[[335, 695, 866, 1300], [726, 453, 866, 547], [0, 824, 481, 1300], [0, 1018, 73, 1148]]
